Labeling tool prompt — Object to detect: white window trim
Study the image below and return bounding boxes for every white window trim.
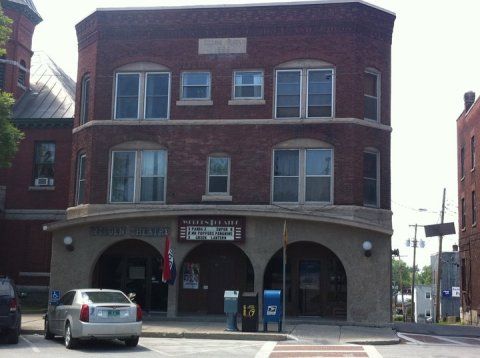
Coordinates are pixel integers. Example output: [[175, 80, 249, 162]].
[[363, 149, 380, 208], [143, 72, 171, 120], [109, 149, 167, 203], [275, 67, 334, 119], [364, 69, 381, 122], [272, 148, 333, 204], [180, 71, 212, 100], [75, 153, 86, 205], [80, 75, 90, 125], [206, 156, 230, 195], [114, 71, 171, 120], [232, 70, 264, 100]]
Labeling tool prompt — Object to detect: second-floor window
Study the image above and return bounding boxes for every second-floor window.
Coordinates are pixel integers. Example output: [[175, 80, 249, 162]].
[[275, 68, 333, 119], [363, 150, 379, 207], [76, 153, 86, 204], [273, 148, 332, 203], [208, 156, 230, 194], [233, 71, 263, 99], [114, 72, 170, 120], [181, 72, 211, 100], [33, 142, 55, 186], [110, 150, 167, 203]]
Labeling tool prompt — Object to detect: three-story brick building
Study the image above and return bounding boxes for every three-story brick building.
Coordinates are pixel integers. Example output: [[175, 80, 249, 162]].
[[45, 1, 395, 324]]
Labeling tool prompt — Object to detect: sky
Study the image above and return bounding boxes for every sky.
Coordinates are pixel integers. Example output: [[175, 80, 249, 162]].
[[30, 0, 480, 269]]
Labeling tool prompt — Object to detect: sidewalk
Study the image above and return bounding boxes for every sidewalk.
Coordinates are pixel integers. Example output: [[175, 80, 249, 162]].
[[21, 313, 400, 345]]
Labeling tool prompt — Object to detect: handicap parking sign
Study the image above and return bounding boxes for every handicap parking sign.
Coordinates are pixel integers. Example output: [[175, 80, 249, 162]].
[[51, 290, 60, 303]]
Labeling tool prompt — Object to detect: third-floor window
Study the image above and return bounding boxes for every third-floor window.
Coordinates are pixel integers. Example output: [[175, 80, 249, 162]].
[[114, 71, 170, 120], [275, 68, 333, 119]]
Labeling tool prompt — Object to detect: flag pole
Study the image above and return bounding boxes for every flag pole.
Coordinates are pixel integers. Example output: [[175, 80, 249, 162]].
[[282, 220, 287, 328]]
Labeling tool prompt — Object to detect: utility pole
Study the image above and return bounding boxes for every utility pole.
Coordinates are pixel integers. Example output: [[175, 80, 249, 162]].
[[409, 224, 418, 322], [435, 188, 446, 323]]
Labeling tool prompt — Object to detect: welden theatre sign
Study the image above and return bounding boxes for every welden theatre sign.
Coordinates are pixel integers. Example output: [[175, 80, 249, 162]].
[[178, 216, 245, 241]]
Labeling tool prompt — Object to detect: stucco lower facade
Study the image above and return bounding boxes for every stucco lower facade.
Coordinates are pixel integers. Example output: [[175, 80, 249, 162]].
[[46, 204, 392, 325]]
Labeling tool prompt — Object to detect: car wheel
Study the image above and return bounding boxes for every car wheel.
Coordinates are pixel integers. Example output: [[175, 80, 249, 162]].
[[124, 336, 139, 347], [64, 322, 78, 349], [6, 326, 19, 344], [44, 317, 54, 340]]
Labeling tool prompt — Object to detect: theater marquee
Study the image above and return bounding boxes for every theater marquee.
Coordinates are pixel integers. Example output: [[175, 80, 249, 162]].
[[178, 216, 245, 242]]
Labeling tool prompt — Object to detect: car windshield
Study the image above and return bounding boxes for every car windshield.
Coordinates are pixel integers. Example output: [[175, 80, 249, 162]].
[[81, 291, 130, 304]]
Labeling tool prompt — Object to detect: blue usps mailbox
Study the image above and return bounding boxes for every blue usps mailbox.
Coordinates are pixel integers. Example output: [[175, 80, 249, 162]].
[[263, 290, 282, 332]]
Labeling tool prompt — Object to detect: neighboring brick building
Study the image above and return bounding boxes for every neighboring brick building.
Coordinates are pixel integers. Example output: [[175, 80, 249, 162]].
[[456, 90, 480, 325], [45, 1, 395, 324], [0, 1, 75, 303]]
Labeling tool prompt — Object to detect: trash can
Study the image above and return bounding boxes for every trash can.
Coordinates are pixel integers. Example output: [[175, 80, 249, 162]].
[[224, 290, 239, 331], [263, 289, 282, 332], [241, 292, 258, 332]]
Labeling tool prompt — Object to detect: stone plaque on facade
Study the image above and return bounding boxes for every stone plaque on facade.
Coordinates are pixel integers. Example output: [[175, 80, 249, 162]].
[[198, 38, 247, 54]]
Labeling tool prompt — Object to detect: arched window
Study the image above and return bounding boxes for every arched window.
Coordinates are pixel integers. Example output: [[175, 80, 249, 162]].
[[275, 59, 334, 119], [114, 63, 171, 120]]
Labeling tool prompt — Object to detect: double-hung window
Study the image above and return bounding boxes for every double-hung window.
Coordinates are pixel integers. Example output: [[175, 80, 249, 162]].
[[181, 72, 211, 100], [363, 150, 379, 207], [110, 150, 167, 203], [275, 68, 333, 118], [233, 71, 263, 99], [33, 142, 55, 186], [114, 72, 170, 120], [80, 75, 90, 125], [273, 148, 332, 203], [364, 70, 380, 121], [76, 153, 86, 205], [208, 156, 230, 194]]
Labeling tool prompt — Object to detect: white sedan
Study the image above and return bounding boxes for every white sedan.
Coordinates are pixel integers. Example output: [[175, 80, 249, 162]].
[[44, 288, 142, 349]]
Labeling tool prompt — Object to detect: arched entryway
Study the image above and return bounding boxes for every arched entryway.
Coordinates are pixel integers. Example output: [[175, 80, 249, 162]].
[[178, 242, 254, 314], [264, 241, 347, 318], [92, 239, 167, 313]]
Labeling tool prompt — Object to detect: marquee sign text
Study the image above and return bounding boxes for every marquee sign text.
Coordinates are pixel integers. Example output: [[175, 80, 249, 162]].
[[178, 216, 245, 241]]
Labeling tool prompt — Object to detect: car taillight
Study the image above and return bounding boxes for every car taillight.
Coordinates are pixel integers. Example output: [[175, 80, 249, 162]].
[[80, 304, 89, 322], [136, 304, 142, 322], [9, 298, 17, 312]]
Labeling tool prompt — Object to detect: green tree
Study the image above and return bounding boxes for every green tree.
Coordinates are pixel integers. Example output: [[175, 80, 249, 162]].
[[392, 259, 411, 296], [416, 265, 433, 285], [0, 7, 23, 168]]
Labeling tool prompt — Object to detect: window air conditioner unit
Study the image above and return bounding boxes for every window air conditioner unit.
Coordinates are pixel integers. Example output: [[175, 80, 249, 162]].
[[35, 177, 49, 186]]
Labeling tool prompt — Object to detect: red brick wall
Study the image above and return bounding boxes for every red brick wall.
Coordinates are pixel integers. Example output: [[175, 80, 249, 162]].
[[457, 99, 480, 312], [1, 126, 72, 209], [72, 2, 394, 209], [3, 6, 36, 100]]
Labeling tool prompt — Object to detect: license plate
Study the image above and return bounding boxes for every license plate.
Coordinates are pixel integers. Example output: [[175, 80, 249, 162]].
[[108, 310, 120, 317]]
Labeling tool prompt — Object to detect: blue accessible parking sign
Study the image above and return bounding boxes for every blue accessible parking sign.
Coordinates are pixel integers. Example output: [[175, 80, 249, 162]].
[[51, 290, 60, 303]]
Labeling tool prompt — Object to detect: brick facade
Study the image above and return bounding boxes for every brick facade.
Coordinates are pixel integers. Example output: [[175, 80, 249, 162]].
[[456, 91, 480, 324], [46, 1, 396, 324]]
